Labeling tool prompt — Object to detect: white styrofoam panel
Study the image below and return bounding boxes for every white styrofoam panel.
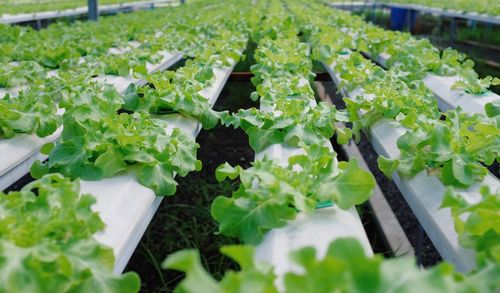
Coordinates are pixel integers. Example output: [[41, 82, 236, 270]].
[[374, 53, 498, 115], [328, 1, 372, 9], [199, 65, 235, 106], [147, 51, 181, 73], [94, 75, 137, 93], [0, 51, 181, 191], [254, 143, 306, 166], [108, 47, 130, 55], [368, 119, 404, 159], [0, 89, 7, 99], [80, 61, 236, 274], [422, 74, 498, 114], [324, 61, 500, 272], [162, 114, 200, 135], [0, 129, 62, 190], [94, 51, 182, 91], [47, 69, 58, 78], [80, 173, 160, 275], [255, 206, 372, 290], [0, 87, 19, 99]]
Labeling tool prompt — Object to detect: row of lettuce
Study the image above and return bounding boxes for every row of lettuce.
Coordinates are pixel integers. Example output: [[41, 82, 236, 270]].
[[296, 1, 500, 188], [318, 3, 499, 96], [164, 0, 499, 292], [1, 1, 246, 194], [166, 1, 380, 290], [1, 7, 177, 137], [212, 0, 375, 244], [0, 0, 498, 291], [0, 2, 249, 291], [292, 0, 499, 268]]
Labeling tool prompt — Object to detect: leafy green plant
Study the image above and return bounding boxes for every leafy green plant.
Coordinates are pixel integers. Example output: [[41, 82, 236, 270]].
[[124, 61, 221, 130], [31, 111, 201, 196], [163, 245, 277, 293], [0, 88, 60, 138], [293, 3, 498, 188], [378, 109, 499, 187], [0, 174, 140, 292], [0, 61, 46, 88], [485, 100, 500, 118], [442, 186, 500, 266], [452, 67, 500, 95], [211, 145, 375, 244], [220, 100, 352, 152], [0, 2, 244, 139]]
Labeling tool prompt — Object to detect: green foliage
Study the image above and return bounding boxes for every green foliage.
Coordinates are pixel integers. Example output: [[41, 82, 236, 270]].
[[442, 186, 500, 266], [0, 88, 60, 138], [6, 2, 249, 197], [126, 62, 221, 130], [377, 155, 399, 179], [220, 101, 351, 152], [0, 174, 140, 292], [451, 63, 500, 95], [294, 1, 499, 95], [394, 109, 499, 187], [485, 100, 500, 118], [2, 1, 499, 291], [164, 237, 499, 293], [209, 3, 376, 246], [294, 3, 498, 188], [121, 15, 248, 130], [211, 145, 375, 244], [0, 3, 248, 139], [32, 112, 201, 196], [163, 245, 277, 293]]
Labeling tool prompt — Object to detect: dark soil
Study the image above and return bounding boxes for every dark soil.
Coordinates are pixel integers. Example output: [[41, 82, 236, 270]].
[[124, 80, 258, 292], [320, 80, 442, 267], [4, 173, 36, 193], [488, 162, 499, 180]]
